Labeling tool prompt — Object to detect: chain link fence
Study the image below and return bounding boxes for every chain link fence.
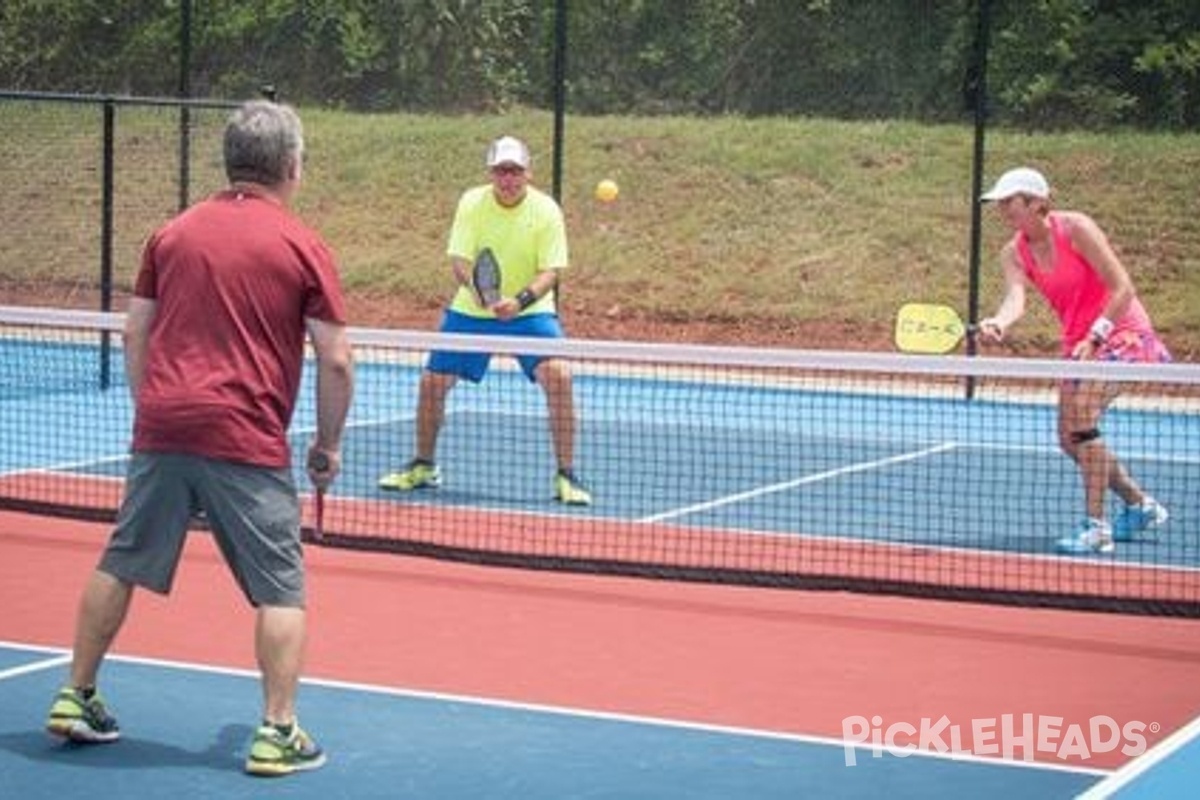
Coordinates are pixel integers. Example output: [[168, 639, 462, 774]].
[[1, 1, 1197, 354], [0, 94, 233, 308]]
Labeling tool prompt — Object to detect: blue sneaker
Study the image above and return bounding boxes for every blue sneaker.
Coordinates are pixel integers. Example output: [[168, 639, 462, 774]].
[[1112, 497, 1168, 542], [1056, 518, 1114, 555]]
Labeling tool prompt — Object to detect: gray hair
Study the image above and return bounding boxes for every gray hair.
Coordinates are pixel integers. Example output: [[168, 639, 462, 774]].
[[223, 100, 304, 186]]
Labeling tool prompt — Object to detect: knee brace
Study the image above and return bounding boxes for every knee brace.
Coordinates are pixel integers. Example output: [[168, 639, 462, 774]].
[[1069, 428, 1101, 445]]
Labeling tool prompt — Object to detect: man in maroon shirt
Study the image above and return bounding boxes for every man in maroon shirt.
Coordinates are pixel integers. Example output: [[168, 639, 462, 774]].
[[44, 100, 354, 777]]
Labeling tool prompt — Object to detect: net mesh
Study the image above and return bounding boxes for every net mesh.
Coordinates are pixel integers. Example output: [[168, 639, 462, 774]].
[[3, 306, 1199, 615]]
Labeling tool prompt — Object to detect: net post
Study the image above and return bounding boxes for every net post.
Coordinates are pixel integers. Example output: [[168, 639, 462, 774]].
[[177, 0, 193, 213], [551, 0, 567, 206], [550, 0, 568, 310], [964, 0, 993, 400], [99, 99, 115, 391]]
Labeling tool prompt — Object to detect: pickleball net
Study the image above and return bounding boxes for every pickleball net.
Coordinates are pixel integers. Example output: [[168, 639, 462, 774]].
[[3, 304, 1199, 615]]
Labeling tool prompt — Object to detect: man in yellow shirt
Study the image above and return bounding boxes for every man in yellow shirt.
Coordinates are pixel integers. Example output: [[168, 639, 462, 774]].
[[379, 136, 591, 505]]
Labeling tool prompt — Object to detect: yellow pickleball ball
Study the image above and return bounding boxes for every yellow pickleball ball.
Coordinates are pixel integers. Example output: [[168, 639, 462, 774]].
[[595, 178, 619, 203]]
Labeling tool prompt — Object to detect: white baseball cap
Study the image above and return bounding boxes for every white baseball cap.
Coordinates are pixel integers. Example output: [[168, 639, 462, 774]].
[[981, 167, 1050, 202], [486, 136, 530, 169]]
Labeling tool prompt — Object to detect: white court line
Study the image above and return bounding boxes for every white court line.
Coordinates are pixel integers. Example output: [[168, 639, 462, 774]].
[[641, 442, 959, 523], [1074, 712, 1200, 799], [962, 440, 1200, 465], [0, 651, 71, 681], [0, 639, 1106, 778], [0, 455, 128, 480], [305, 669, 1104, 777]]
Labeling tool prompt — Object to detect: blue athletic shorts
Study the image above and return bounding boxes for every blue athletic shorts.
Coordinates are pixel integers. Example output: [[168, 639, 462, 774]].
[[427, 309, 565, 383]]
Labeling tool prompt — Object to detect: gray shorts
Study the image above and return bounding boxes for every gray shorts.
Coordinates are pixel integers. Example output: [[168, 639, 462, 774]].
[[99, 453, 305, 607]]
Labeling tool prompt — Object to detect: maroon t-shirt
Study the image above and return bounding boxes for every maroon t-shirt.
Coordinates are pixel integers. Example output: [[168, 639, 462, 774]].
[[131, 189, 346, 467]]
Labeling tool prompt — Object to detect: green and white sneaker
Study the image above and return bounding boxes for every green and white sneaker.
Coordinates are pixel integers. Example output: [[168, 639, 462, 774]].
[[45, 686, 120, 743], [245, 721, 326, 776], [1056, 518, 1115, 555], [378, 459, 442, 491], [554, 469, 593, 506]]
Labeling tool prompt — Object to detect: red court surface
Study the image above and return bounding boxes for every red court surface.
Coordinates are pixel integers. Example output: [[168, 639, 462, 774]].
[[4, 509, 1200, 775]]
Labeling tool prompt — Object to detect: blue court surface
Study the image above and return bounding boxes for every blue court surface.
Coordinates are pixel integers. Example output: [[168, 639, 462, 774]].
[[6, 352, 1199, 567], [1080, 716, 1200, 798], [0, 641, 1136, 799]]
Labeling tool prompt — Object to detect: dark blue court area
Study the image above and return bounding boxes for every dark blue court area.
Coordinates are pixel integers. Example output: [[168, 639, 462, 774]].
[[1, 642, 1117, 799]]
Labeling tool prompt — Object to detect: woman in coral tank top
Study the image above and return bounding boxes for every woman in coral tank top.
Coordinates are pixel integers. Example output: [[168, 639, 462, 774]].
[[978, 167, 1170, 556]]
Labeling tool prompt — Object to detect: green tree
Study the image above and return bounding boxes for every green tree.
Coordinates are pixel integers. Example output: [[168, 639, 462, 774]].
[[1, 0, 1197, 129], [988, 0, 1200, 128]]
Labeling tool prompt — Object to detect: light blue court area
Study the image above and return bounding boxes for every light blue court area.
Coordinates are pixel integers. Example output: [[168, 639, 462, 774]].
[[315, 362, 1199, 567], [4, 351, 1200, 568], [335, 407, 1199, 562], [0, 643, 1103, 799], [1079, 717, 1200, 799]]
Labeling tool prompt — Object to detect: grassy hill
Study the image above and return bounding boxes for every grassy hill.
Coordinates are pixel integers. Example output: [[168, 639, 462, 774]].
[[2, 104, 1197, 358]]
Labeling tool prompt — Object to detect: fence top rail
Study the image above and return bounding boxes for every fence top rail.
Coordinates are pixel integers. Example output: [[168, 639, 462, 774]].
[[0, 90, 242, 110]]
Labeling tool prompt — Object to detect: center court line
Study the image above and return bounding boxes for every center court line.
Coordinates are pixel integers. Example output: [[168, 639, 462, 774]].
[[640, 442, 959, 523], [0, 653, 71, 681]]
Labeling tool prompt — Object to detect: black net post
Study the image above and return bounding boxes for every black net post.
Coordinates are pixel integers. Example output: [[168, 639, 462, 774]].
[[551, 0, 567, 205], [178, 0, 193, 212], [964, 0, 993, 399], [100, 99, 115, 389]]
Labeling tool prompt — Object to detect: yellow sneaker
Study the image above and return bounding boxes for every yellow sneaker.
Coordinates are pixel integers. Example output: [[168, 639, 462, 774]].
[[554, 469, 592, 506], [45, 686, 120, 743], [378, 459, 441, 491], [245, 721, 326, 776]]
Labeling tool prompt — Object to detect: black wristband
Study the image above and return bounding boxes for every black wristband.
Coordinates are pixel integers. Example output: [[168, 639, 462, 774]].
[[516, 288, 538, 310]]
